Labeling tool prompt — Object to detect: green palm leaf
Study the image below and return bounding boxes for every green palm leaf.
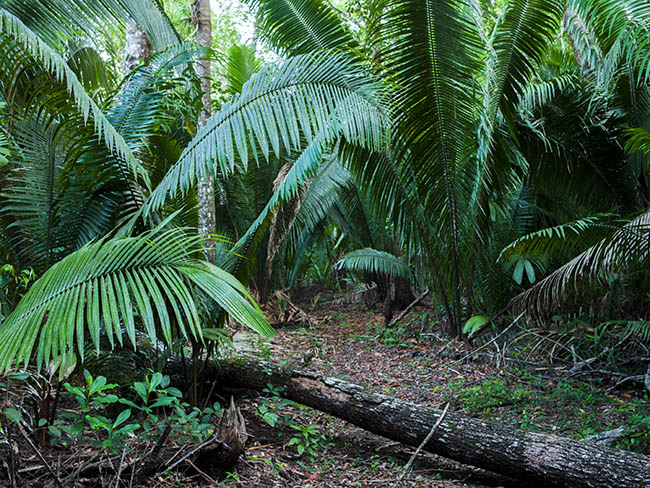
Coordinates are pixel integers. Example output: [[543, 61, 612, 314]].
[[511, 210, 650, 316], [0, 9, 149, 187], [488, 0, 565, 127], [498, 213, 622, 262], [0, 228, 273, 373], [247, 0, 357, 55], [336, 248, 413, 280], [223, 44, 263, 95], [144, 52, 385, 214], [2, 0, 179, 52], [570, 0, 650, 83], [478, 0, 565, 199]]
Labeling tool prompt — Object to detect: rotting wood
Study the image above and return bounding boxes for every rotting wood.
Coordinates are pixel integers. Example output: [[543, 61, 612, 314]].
[[215, 356, 650, 488]]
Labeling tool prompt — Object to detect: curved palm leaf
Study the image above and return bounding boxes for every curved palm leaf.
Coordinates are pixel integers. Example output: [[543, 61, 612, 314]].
[[570, 0, 650, 83], [498, 213, 622, 262], [144, 52, 385, 214], [247, 0, 357, 56], [0, 228, 273, 373], [0, 9, 148, 186], [335, 248, 412, 280], [511, 210, 650, 316], [2, 0, 180, 53]]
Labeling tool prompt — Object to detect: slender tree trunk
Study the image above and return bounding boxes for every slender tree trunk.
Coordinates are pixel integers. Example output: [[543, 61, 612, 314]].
[[124, 19, 152, 74], [215, 357, 650, 488], [193, 0, 217, 263]]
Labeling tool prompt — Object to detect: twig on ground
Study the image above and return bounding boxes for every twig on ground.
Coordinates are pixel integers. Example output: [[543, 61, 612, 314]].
[[397, 402, 450, 482], [454, 313, 524, 364], [16, 423, 65, 488], [61, 452, 101, 484], [167, 433, 226, 471], [387, 289, 430, 328], [606, 374, 645, 391], [186, 459, 217, 484], [517, 326, 586, 364], [115, 448, 127, 488]]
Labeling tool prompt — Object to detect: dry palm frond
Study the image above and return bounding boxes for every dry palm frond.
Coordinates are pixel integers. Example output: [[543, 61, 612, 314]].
[[512, 210, 650, 318]]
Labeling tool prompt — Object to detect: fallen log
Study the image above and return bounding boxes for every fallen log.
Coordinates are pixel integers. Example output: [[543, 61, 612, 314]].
[[215, 357, 650, 488]]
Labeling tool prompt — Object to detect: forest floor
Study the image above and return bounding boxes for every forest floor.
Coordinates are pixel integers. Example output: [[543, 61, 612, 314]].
[[205, 293, 650, 488], [1, 292, 648, 487]]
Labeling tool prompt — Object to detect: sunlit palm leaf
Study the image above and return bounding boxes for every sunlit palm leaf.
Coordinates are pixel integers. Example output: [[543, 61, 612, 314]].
[[144, 52, 385, 214], [336, 248, 412, 280], [223, 44, 263, 95], [0, 228, 273, 373]]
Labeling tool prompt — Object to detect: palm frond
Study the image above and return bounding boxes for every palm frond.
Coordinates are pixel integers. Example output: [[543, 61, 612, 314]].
[[488, 0, 565, 126], [513, 210, 650, 316], [383, 0, 484, 316], [0, 9, 149, 187], [1, 0, 180, 52], [625, 127, 650, 156], [477, 0, 565, 215], [220, 132, 332, 283], [0, 228, 273, 373], [335, 248, 412, 280], [144, 52, 385, 214], [267, 152, 353, 280], [621, 321, 650, 341], [108, 44, 198, 151], [65, 40, 113, 93], [570, 0, 650, 83], [247, 0, 357, 55], [1, 120, 64, 268], [223, 44, 263, 95], [499, 213, 622, 263]]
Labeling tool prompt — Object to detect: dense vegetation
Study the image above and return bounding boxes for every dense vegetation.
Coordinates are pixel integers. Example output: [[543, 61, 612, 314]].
[[0, 0, 649, 486]]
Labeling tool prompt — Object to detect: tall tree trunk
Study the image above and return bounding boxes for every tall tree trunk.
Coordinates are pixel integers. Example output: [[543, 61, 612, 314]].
[[124, 19, 152, 74], [193, 0, 217, 263]]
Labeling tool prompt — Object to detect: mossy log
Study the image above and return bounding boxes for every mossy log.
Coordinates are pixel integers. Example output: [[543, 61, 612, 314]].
[[215, 357, 650, 488]]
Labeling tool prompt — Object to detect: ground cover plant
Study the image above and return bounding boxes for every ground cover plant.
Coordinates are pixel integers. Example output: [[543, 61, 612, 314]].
[[0, 0, 649, 486]]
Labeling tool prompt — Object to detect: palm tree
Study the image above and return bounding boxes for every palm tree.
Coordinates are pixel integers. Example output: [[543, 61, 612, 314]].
[[247, 0, 566, 336], [0, 0, 385, 373], [497, 0, 650, 332]]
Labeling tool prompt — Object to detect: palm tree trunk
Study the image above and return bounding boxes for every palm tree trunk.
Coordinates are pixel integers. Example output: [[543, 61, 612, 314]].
[[193, 0, 217, 264], [124, 18, 152, 74]]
